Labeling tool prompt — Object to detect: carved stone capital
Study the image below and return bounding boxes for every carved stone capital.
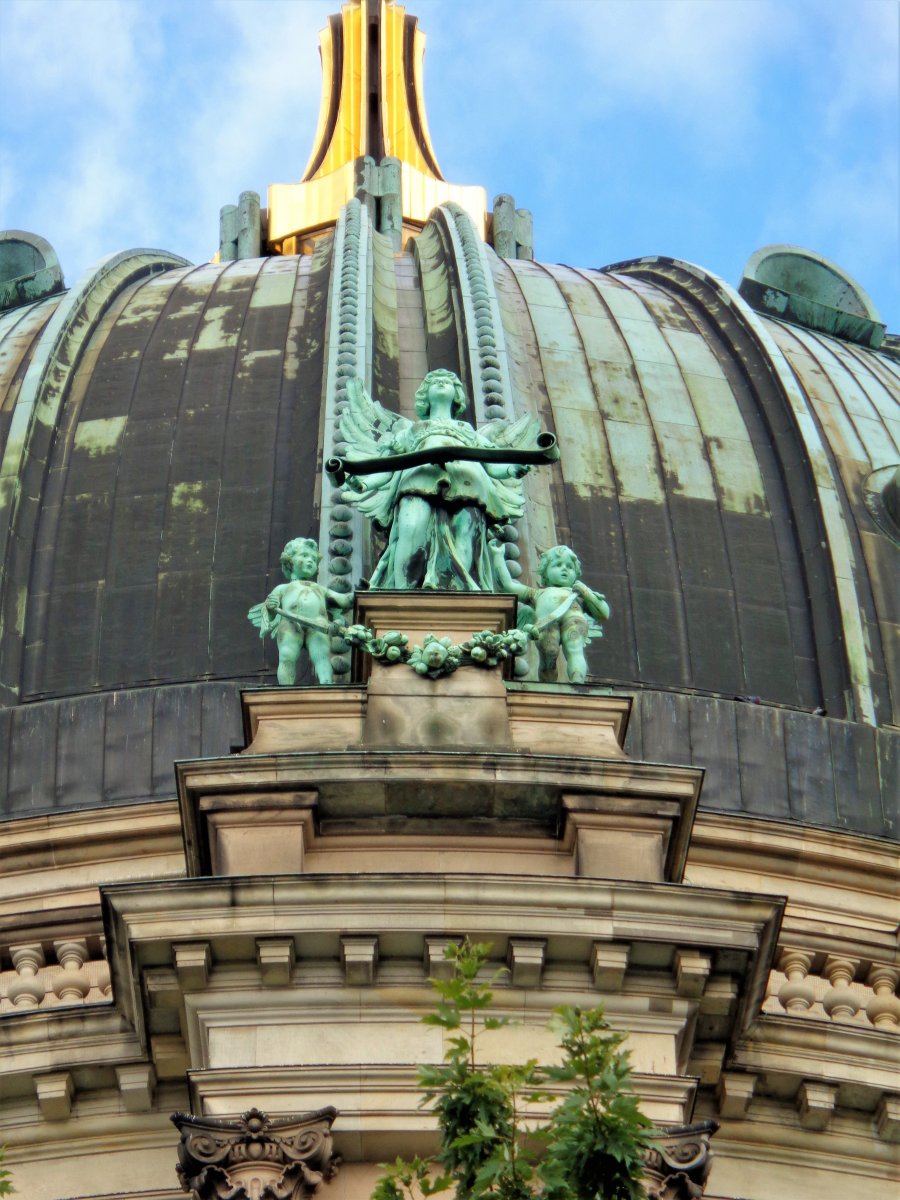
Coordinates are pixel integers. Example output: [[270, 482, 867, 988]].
[[643, 1120, 718, 1199], [171, 1106, 339, 1200]]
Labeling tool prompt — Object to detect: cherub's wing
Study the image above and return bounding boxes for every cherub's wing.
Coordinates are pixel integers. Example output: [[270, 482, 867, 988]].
[[585, 615, 605, 643], [247, 602, 277, 639], [516, 600, 536, 632], [480, 411, 542, 450], [340, 377, 411, 458]]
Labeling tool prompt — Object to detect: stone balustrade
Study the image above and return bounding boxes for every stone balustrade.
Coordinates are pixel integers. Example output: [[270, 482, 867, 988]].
[[763, 949, 900, 1031], [1, 939, 111, 1012]]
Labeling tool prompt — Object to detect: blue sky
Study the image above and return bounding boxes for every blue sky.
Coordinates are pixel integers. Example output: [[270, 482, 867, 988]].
[[1, 0, 897, 328]]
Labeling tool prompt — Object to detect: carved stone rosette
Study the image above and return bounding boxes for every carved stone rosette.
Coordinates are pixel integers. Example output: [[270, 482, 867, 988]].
[[642, 1120, 719, 1200], [171, 1106, 339, 1200]]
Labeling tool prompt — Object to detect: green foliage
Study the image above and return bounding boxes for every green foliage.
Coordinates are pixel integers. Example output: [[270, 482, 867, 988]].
[[0, 1145, 14, 1196], [538, 1008, 651, 1200], [371, 940, 650, 1200]]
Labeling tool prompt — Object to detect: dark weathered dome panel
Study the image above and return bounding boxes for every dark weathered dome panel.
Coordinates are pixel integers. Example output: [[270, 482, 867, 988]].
[[20, 252, 333, 697], [494, 258, 821, 709]]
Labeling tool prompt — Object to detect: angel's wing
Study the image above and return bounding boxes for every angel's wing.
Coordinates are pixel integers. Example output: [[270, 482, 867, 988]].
[[479, 411, 542, 450], [247, 602, 277, 639], [339, 377, 411, 458]]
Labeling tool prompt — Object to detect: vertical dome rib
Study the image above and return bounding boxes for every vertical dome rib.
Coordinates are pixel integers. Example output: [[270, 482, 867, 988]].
[[609, 257, 881, 724]]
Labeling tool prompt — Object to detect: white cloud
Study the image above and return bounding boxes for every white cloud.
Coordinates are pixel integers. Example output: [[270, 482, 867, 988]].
[[1, 0, 155, 117], [179, 0, 337, 242], [758, 146, 900, 315], [811, 0, 900, 135]]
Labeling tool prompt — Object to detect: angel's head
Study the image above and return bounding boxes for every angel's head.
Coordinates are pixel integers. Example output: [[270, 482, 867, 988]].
[[281, 537, 321, 581], [537, 545, 582, 588], [415, 369, 468, 419]]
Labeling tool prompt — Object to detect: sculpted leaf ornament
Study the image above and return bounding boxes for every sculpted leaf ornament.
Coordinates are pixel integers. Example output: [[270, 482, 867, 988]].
[[345, 625, 529, 679]]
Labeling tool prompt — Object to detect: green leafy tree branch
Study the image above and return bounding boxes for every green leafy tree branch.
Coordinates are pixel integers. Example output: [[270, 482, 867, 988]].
[[0, 1146, 14, 1196], [372, 941, 651, 1200]]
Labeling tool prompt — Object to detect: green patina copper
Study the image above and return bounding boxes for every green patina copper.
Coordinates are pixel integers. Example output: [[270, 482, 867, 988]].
[[739, 245, 886, 348], [248, 538, 353, 685], [491, 542, 610, 685], [327, 370, 559, 591], [345, 623, 529, 679], [0, 230, 64, 312]]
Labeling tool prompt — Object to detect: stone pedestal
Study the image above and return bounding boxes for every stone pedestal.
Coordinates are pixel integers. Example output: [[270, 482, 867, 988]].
[[356, 591, 516, 748], [177, 595, 700, 880]]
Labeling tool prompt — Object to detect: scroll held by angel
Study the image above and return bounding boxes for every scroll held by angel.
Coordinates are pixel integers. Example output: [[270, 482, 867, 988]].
[[327, 370, 559, 591]]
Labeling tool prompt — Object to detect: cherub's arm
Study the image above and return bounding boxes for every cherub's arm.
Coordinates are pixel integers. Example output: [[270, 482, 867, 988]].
[[490, 541, 533, 601], [574, 581, 610, 623], [265, 583, 288, 611], [325, 588, 354, 613]]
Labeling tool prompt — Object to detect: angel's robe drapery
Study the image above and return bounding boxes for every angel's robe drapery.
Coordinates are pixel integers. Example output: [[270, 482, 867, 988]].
[[339, 378, 541, 591]]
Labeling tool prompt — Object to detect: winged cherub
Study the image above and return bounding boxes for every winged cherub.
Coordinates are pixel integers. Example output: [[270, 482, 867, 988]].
[[334, 370, 555, 591], [247, 537, 352, 685]]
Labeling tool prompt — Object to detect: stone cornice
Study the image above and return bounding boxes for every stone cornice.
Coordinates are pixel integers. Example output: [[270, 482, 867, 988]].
[[175, 748, 703, 881], [101, 872, 782, 1051], [688, 811, 899, 899], [0, 1004, 140, 1078], [734, 1012, 900, 1094]]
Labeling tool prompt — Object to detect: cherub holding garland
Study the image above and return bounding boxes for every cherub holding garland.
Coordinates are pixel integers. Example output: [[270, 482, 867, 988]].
[[490, 543, 610, 684], [248, 537, 352, 686]]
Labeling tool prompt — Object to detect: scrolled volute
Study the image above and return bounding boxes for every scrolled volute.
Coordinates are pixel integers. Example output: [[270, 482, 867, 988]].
[[642, 1120, 718, 1200], [171, 1106, 339, 1200]]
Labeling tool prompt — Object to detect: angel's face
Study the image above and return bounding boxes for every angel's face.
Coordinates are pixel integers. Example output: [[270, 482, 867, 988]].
[[427, 376, 458, 405]]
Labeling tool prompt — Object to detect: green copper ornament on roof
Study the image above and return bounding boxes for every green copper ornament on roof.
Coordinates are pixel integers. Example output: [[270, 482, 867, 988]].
[[327, 371, 559, 591]]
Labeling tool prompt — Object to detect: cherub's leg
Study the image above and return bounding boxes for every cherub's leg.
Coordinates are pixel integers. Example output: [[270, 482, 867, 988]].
[[306, 631, 333, 685], [276, 631, 301, 686], [392, 496, 432, 587], [561, 617, 589, 684], [536, 626, 561, 683]]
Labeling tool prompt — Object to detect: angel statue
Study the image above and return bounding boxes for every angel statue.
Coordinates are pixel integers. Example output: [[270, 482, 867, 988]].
[[327, 370, 559, 591]]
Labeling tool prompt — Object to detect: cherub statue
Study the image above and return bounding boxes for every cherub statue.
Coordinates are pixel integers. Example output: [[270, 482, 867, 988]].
[[248, 538, 352, 686], [491, 542, 610, 684], [328, 371, 558, 591]]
